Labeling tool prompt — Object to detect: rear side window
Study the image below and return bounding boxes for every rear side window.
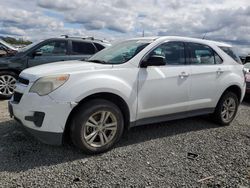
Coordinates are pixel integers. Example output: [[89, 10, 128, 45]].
[[94, 43, 105, 51], [188, 43, 222, 65], [219, 46, 242, 64], [72, 42, 96, 55]]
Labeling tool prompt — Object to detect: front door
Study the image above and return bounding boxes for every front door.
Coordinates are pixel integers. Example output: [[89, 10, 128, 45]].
[[137, 41, 191, 121], [28, 40, 68, 67]]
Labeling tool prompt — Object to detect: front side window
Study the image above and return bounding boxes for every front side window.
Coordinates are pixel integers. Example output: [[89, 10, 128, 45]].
[[148, 42, 185, 65], [188, 43, 222, 65], [36, 41, 67, 56], [219, 46, 242, 64], [88, 40, 151, 64], [72, 42, 96, 55]]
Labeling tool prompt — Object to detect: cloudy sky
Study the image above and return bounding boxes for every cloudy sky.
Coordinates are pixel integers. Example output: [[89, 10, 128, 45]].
[[0, 0, 249, 54]]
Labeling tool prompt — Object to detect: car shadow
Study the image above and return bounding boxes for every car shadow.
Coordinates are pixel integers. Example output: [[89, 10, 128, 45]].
[[242, 97, 250, 106], [117, 116, 219, 149], [0, 115, 220, 173]]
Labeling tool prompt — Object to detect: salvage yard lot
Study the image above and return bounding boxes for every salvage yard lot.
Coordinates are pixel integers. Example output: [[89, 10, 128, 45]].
[[0, 100, 249, 187]]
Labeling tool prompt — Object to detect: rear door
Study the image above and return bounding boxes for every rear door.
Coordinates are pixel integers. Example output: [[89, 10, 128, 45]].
[[27, 40, 68, 67], [187, 42, 225, 110], [68, 41, 97, 61]]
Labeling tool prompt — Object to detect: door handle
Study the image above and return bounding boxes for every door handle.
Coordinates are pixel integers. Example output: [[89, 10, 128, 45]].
[[216, 68, 224, 74], [179, 72, 189, 79]]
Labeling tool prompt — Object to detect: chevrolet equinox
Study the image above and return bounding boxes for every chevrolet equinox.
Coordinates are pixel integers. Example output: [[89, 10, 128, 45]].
[[9, 36, 246, 154]]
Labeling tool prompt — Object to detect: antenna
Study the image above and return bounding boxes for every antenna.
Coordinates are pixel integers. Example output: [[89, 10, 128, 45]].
[[202, 33, 207, 40]]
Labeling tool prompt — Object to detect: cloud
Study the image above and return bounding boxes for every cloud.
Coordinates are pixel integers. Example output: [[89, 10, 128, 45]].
[[0, 6, 64, 30], [37, 0, 83, 11], [0, 0, 250, 54]]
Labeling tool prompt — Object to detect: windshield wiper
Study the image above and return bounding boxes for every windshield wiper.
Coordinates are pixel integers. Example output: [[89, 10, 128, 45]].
[[87, 59, 107, 64]]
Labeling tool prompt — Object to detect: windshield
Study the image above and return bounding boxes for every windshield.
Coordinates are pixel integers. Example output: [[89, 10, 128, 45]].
[[87, 40, 151, 64], [18, 40, 43, 52], [0, 39, 16, 50]]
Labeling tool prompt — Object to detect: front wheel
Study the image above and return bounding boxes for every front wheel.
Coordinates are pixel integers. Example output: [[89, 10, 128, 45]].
[[0, 71, 17, 99], [213, 92, 239, 125], [70, 99, 124, 154]]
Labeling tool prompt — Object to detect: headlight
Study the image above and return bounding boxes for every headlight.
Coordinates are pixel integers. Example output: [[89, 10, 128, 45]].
[[30, 74, 69, 96]]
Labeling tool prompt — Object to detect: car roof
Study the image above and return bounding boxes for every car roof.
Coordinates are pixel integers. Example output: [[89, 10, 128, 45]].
[[128, 36, 232, 48], [46, 37, 111, 46]]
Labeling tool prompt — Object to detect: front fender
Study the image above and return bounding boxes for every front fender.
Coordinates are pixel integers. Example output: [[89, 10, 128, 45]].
[[50, 70, 139, 121]]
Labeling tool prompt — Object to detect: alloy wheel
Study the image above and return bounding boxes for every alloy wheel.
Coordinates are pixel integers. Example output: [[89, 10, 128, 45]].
[[83, 111, 118, 148], [221, 97, 236, 123], [0, 75, 16, 96]]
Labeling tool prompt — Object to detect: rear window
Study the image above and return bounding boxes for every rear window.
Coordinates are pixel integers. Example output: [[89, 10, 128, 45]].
[[219, 46, 242, 64]]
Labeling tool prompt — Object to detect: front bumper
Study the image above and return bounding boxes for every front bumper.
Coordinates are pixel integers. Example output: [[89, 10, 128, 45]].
[[12, 113, 63, 145], [9, 92, 74, 145]]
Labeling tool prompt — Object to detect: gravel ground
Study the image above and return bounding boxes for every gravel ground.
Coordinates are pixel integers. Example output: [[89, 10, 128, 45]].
[[0, 99, 249, 188]]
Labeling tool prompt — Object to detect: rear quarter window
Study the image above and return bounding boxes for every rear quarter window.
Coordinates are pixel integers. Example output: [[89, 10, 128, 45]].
[[219, 46, 242, 64], [94, 43, 105, 51]]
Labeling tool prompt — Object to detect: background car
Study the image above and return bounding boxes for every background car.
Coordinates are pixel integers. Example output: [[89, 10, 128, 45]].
[[244, 63, 250, 96], [244, 62, 250, 72], [0, 39, 18, 57], [0, 36, 111, 98]]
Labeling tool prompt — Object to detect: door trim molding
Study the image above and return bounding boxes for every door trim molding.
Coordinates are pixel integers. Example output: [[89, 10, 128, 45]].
[[130, 108, 215, 127]]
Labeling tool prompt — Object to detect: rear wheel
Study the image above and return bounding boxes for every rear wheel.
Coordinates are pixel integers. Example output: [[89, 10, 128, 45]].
[[213, 92, 239, 125], [70, 99, 124, 154], [0, 71, 17, 99]]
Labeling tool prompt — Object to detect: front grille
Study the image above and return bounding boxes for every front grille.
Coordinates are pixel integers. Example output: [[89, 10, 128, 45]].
[[13, 92, 23, 103], [18, 77, 29, 85]]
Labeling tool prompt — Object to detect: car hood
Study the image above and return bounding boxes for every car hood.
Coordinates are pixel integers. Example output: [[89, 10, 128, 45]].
[[20, 60, 113, 82]]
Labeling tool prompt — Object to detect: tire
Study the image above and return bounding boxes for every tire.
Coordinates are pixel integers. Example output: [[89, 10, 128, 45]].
[[0, 71, 17, 99], [70, 99, 124, 154], [212, 92, 239, 125]]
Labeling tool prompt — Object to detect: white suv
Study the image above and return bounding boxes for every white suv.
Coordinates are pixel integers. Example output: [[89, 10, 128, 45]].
[[9, 36, 246, 153]]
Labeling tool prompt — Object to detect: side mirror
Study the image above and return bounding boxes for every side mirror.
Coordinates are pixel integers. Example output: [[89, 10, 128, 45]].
[[33, 50, 43, 57], [141, 55, 166, 68]]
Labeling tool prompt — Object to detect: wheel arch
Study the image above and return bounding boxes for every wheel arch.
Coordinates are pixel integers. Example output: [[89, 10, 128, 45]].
[[63, 92, 131, 143], [219, 85, 242, 104], [0, 69, 20, 76]]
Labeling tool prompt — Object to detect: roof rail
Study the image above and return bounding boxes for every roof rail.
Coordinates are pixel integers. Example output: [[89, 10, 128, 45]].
[[61, 35, 69, 38], [60, 35, 109, 43]]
